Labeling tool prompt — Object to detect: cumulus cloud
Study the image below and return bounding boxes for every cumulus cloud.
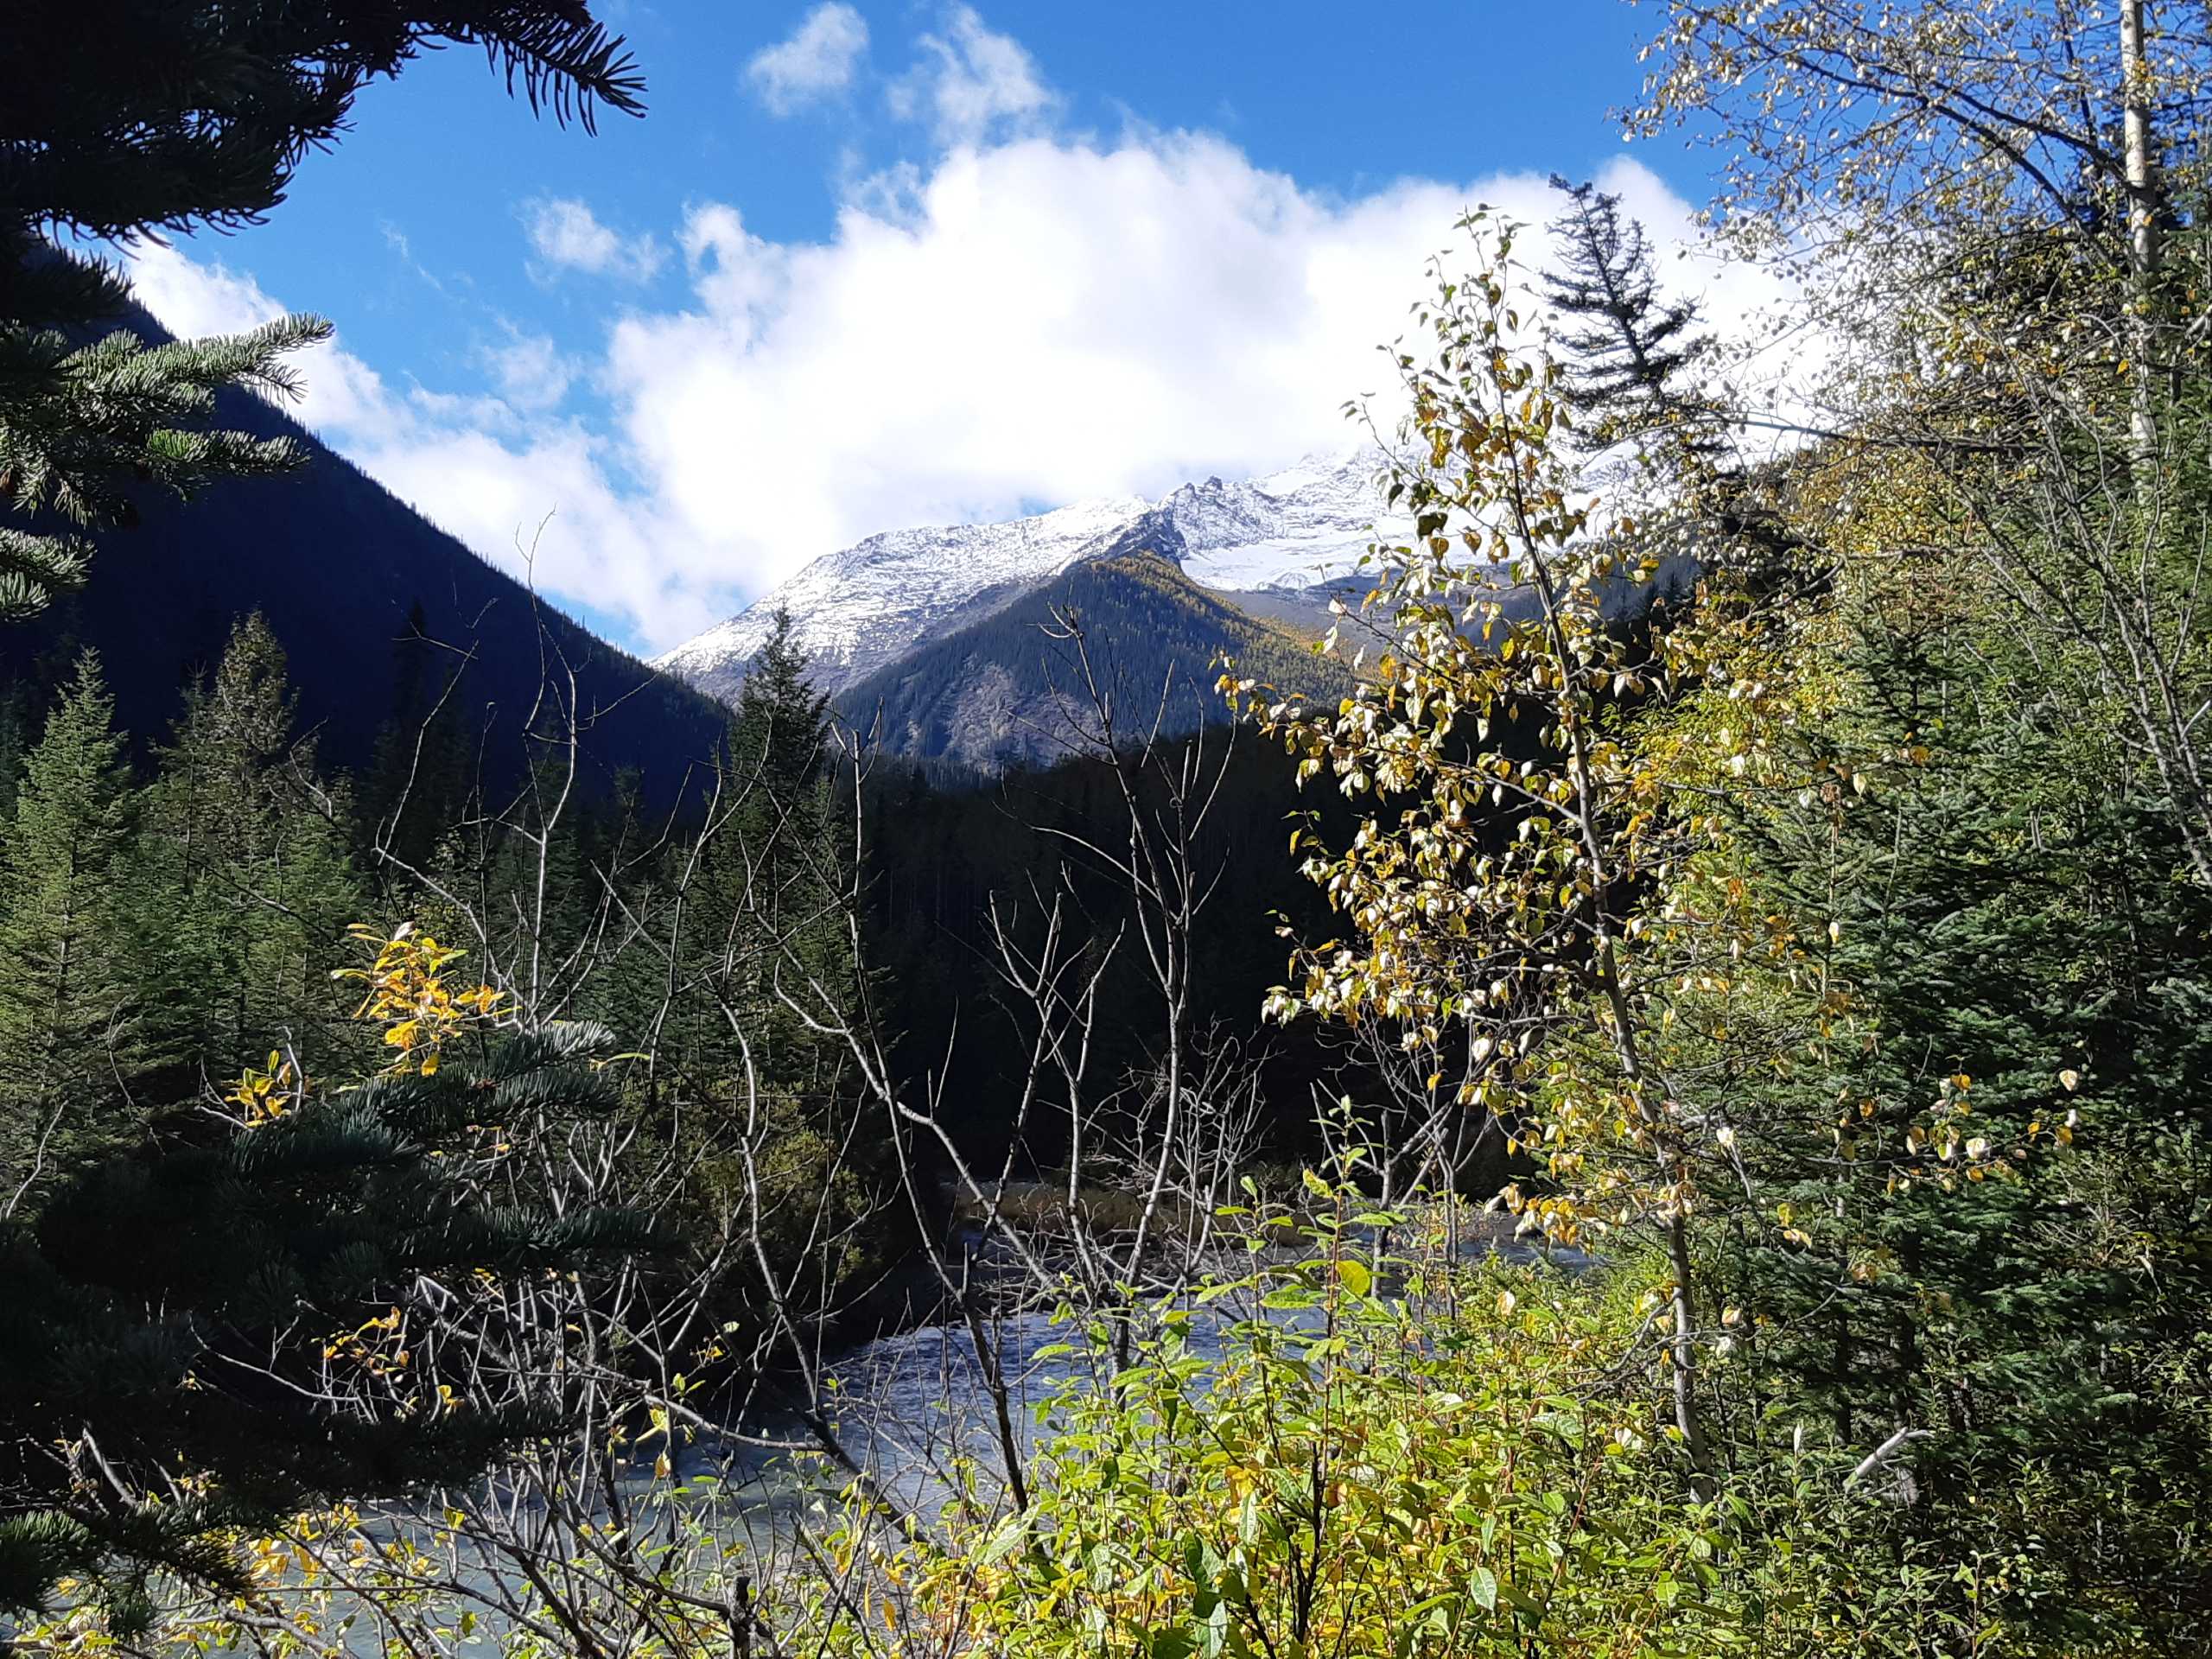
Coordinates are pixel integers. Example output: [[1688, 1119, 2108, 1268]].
[[596, 143, 1790, 627], [887, 6, 1056, 147], [522, 197, 665, 283], [117, 12, 1802, 656], [746, 3, 869, 115]]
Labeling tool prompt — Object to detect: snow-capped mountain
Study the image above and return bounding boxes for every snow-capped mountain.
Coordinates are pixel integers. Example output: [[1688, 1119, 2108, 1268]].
[[1162, 450, 1397, 592], [655, 448, 1396, 705]]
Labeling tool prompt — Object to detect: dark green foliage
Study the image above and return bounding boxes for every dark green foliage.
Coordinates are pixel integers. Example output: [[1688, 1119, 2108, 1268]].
[[0, 652, 143, 1203], [361, 602, 475, 876], [1718, 602, 2212, 1643], [671, 607, 849, 1082], [0, 1019, 668, 1631], [132, 614, 366, 1085], [2, 0, 643, 616], [738, 607, 833, 813], [1543, 175, 1714, 437], [652, 614, 895, 1321], [0, 312, 334, 618], [1543, 176, 1817, 613], [860, 726, 1386, 1171], [4, 0, 641, 255]]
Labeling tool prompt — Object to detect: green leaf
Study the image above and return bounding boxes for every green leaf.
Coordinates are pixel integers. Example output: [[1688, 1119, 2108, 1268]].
[[1500, 1583, 1547, 1617], [1468, 1565, 1498, 1611]]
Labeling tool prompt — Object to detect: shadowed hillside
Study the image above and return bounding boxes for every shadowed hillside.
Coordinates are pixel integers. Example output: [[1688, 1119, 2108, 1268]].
[[839, 550, 1347, 772], [0, 308, 728, 799]]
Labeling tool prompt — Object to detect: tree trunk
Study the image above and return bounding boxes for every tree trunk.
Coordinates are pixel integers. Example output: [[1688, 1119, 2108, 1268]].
[[2122, 0, 2162, 496]]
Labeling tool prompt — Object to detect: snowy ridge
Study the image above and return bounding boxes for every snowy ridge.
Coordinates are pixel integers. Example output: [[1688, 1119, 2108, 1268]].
[[656, 447, 1398, 703], [1164, 451, 1397, 593]]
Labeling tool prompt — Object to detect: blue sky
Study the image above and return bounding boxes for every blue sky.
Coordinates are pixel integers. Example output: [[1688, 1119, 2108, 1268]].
[[127, 2, 1739, 652]]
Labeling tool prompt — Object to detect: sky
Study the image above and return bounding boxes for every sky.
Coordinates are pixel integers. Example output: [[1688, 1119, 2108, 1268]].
[[122, 1, 1748, 656]]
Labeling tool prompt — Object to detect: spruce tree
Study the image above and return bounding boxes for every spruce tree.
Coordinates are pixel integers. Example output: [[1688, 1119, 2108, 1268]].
[[648, 617, 886, 1307], [0, 1020, 670, 1635], [654, 609, 837, 1084], [0, 652, 142, 1208], [716, 607, 846, 1064], [135, 615, 365, 1084], [363, 601, 474, 878], [1719, 606, 2212, 1633], [735, 607, 833, 821], [2, 1, 645, 617], [1543, 175, 1716, 443], [1545, 176, 1809, 591]]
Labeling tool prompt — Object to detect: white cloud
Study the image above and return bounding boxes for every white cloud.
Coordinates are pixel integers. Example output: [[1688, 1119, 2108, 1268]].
[[887, 6, 1056, 147], [479, 329, 575, 412], [746, 3, 869, 115], [116, 10, 1803, 658], [596, 143, 1792, 635], [522, 197, 665, 283], [121, 242, 283, 340]]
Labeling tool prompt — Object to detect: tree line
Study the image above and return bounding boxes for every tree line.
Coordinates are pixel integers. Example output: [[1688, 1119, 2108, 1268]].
[[10, 1, 2212, 1656]]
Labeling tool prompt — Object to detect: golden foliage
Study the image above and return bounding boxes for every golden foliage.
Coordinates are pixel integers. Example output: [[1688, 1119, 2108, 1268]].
[[331, 921, 506, 1074]]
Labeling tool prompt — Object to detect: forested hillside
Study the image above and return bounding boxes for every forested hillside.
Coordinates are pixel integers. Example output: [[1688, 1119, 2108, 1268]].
[[7, 3, 2212, 1658], [0, 304, 728, 798], [841, 550, 1349, 771]]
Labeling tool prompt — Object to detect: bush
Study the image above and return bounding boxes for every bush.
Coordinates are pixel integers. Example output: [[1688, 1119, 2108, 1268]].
[[810, 1189, 1949, 1658]]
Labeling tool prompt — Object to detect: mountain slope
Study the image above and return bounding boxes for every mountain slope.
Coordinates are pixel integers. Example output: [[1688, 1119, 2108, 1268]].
[[838, 551, 1349, 774], [661, 492, 1151, 702], [657, 448, 1399, 710], [0, 306, 729, 799]]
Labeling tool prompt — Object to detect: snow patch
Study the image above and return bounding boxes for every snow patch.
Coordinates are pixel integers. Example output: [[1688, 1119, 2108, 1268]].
[[656, 448, 1402, 702]]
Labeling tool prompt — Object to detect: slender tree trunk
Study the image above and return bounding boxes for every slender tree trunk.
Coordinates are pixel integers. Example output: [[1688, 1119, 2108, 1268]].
[[2122, 0, 2162, 496], [1520, 526, 1713, 1483]]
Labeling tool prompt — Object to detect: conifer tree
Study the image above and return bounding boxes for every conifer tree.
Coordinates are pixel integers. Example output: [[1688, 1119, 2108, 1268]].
[[0, 1015, 670, 1635], [0, 653, 142, 1208], [720, 608, 847, 1056], [363, 601, 474, 878], [2, 1, 645, 616], [656, 611, 837, 1078], [1545, 176, 1808, 589], [134, 616, 364, 1083], [1718, 606, 2212, 1631], [643, 615, 886, 1305], [1543, 175, 1715, 444], [736, 607, 834, 822]]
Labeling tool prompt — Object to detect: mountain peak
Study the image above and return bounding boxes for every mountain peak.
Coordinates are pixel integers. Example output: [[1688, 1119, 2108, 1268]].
[[655, 445, 1399, 707]]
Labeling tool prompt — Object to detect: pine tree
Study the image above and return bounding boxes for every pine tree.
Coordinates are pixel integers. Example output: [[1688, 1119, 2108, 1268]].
[[0, 1020, 671, 1635], [134, 616, 365, 1084], [0, 652, 142, 1207], [2, 1, 645, 617], [1543, 175, 1716, 443]]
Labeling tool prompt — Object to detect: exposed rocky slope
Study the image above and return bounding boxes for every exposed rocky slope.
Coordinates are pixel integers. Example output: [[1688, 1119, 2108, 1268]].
[[840, 551, 1351, 775], [655, 448, 1399, 712]]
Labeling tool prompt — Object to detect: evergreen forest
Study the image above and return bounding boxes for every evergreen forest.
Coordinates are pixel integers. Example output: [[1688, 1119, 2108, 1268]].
[[5, 3, 2212, 1656]]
